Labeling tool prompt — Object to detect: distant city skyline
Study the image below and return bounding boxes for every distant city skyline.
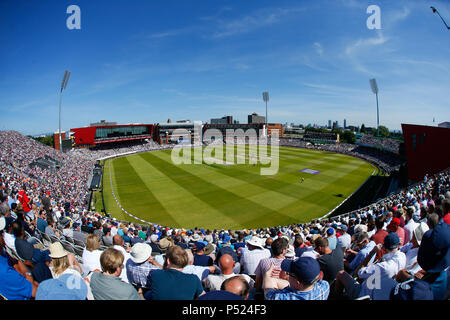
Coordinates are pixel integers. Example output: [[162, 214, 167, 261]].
[[1, 0, 449, 135]]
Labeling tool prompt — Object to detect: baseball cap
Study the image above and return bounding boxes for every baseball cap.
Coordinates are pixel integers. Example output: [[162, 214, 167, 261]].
[[281, 257, 321, 283], [326, 228, 335, 236], [195, 241, 206, 251], [36, 274, 88, 300], [384, 232, 400, 250]]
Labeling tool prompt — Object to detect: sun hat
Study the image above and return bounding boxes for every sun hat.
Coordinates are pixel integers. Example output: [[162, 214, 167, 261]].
[[36, 274, 88, 300], [246, 236, 264, 249], [413, 222, 429, 245], [48, 242, 68, 259], [204, 243, 215, 255], [159, 237, 172, 250], [285, 245, 295, 258], [130, 243, 152, 264]]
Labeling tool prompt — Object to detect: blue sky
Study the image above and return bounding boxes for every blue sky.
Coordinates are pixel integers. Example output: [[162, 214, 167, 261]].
[[0, 0, 449, 135]]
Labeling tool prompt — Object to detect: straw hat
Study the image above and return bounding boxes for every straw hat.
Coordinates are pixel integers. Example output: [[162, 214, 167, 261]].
[[48, 242, 68, 259]]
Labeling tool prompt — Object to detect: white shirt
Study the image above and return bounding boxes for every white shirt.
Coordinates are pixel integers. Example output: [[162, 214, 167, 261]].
[[403, 219, 418, 244], [337, 233, 352, 251], [182, 265, 211, 281], [300, 247, 320, 259], [400, 243, 420, 273], [205, 273, 255, 291], [4, 232, 16, 251], [240, 247, 271, 275], [113, 245, 131, 283], [358, 250, 406, 280], [82, 249, 103, 274]]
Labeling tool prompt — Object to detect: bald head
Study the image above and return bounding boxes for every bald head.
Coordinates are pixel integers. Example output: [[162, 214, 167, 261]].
[[219, 254, 234, 275], [113, 234, 124, 246], [222, 276, 250, 299]]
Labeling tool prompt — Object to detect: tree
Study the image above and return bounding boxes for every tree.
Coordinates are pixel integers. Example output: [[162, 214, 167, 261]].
[[360, 124, 366, 133], [378, 125, 390, 138]]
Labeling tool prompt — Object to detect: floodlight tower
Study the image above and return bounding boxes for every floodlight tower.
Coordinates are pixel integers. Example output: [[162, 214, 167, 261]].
[[431, 6, 450, 30], [369, 79, 379, 136], [59, 70, 71, 152], [262, 91, 269, 136]]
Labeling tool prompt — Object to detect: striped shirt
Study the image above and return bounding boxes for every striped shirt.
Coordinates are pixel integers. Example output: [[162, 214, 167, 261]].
[[265, 280, 330, 300], [240, 247, 271, 276]]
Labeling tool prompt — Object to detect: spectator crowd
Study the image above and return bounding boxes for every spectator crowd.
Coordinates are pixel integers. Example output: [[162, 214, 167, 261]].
[[0, 130, 448, 301]]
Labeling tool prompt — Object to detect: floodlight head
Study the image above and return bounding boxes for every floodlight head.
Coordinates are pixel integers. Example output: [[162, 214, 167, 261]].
[[61, 70, 71, 92], [431, 6, 437, 13], [369, 78, 378, 94], [262, 91, 269, 102]]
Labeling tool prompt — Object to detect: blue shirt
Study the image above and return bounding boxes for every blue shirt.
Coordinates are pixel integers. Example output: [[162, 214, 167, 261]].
[[266, 280, 330, 300], [151, 269, 204, 300], [327, 235, 337, 250], [0, 254, 32, 300], [37, 218, 48, 234], [349, 241, 376, 274]]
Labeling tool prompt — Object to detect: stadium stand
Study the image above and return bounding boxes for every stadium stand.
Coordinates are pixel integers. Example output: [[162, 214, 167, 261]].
[[0, 130, 448, 300]]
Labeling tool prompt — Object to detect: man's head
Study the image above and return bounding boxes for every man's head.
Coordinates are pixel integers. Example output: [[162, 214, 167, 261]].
[[164, 245, 189, 269], [218, 254, 235, 275], [221, 276, 250, 299], [293, 235, 303, 248], [313, 236, 329, 255], [195, 241, 206, 254], [271, 237, 288, 257], [265, 237, 273, 248], [375, 215, 386, 231], [281, 257, 321, 290], [353, 232, 370, 250], [387, 218, 400, 232], [100, 248, 124, 276], [384, 232, 400, 252], [113, 234, 124, 247]]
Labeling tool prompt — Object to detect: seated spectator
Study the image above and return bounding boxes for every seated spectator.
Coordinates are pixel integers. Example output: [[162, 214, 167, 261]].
[[254, 237, 289, 291], [36, 210, 48, 234], [205, 254, 254, 292], [416, 222, 449, 300], [3, 217, 17, 251], [293, 235, 307, 257], [48, 242, 83, 278], [344, 232, 376, 274], [36, 273, 88, 300], [89, 248, 144, 300], [326, 227, 337, 250], [182, 249, 215, 282], [0, 225, 38, 300], [221, 275, 251, 300], [193, 241, 213, 267], [264, 257, 330, 300], [61, 219, 73, 239], [314, 236, 344, 284], [82, 234, 103, 274], [337, 225, 351, 251], [390, 277, 434, 300], [15, 238, 52, 283], [150, 245, 205, 300], [240, 236, 271, 276], [403, 207, 419, 244], [400, 222, 429, 273], [72, 222, 87, 244], [102, 227, 113, 247], [126, 242, 162, 289], [113, 234, 131, 283], [386, 218, 405, 247]]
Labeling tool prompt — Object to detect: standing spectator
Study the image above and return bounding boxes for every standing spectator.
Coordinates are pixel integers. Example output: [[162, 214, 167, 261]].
[[314, 237, 344, 283], [240, 236, 271, 276], [264, 257, 330, 300], [82, 234, 103, 274], [17, 185, 32, 213], [150, 245, 205, 300], [126, 242, 162, 288], [89, 248, 144, 300]]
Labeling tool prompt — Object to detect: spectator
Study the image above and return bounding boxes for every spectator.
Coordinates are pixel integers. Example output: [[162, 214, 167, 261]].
[[404, 207, 419, 244], [82, 234, 103, 274], [326, 227, 337, 250], [112, 234, 131, 283], [344, 232, 376, 274], [387, 218, 406, 247], [314, 236, 344, 283], [264, 257, 330, 300], [254, 237, 289, 291], [182, 249, 214, 282], [205, 253, 254, 292], [193, 241, 213, 267], [36, 210, 48, 234], [36, 273, 88, 300], [400, 222, 429, 273], [0, 222, 38, 300], [102, 227, 113, 247], [72, 222, 86, 244], [89, 248, 144, 300], [240, 236, 271, 276], [48, 242, 83, 278], [126, 242, 162, 289], [150, 245, 205, 300], [221, 275, 251, 300], [337, 225, 351, 251]]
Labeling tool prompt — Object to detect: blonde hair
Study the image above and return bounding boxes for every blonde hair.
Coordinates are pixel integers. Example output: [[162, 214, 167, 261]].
[[52, 256, 70, 275], [100, 248, 124, 274], [86, 234, 101, 252]]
